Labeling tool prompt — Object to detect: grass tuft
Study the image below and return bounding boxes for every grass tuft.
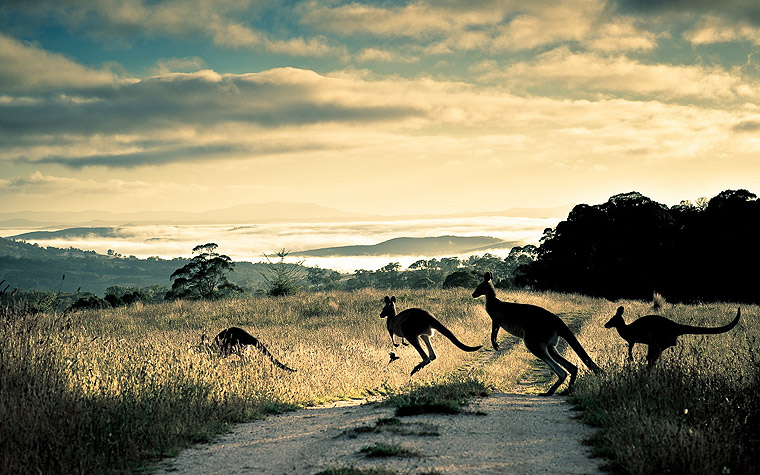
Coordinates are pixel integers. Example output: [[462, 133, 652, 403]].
[[314, 467, 400, 475], [358, 442, 420, 458], [342, 417, 439, 438], [385, 377, 489, 416]]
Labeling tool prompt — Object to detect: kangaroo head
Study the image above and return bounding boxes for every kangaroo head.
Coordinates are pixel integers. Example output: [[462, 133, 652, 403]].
[[605, 306, 625, 328], [380, 295, 396, 318], [472, 272, 494, 298]]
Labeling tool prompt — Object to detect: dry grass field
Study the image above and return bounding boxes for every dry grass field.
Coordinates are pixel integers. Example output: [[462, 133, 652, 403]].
[[569, 299, 760, 475], [1, 289, 757, 474]]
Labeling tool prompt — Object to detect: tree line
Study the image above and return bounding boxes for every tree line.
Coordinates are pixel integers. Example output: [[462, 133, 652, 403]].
[[519, 189, 760, 304], [3, 188, 757, 311], [161, 244, 538, 300]]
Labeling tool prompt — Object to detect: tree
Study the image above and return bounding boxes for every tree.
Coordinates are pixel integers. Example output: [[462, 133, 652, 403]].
[[304, 266, 342, 291], [442, 269, 481, 289], [165, 243, 243, 300], [261, 249, 303, 296], [374, 262, 402, 288]]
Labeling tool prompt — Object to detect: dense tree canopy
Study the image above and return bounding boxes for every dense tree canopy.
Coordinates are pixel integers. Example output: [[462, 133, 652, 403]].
[[519, 190, 760, 304]]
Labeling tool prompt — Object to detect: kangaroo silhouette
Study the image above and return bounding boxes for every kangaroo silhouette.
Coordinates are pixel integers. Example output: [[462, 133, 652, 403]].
[[206, 327, 296, 372], [605, 306, 741, 366], [381, 296, 482, 375], [472, 272, 601, 396]]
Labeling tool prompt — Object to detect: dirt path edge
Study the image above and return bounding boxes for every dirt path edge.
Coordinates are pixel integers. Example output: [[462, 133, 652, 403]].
[[155, 392, 602, 474]]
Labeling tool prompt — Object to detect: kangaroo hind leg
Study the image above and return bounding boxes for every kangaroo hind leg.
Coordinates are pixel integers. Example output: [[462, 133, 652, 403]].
[[645, 345, 663, 367], [420, 334, 437, 361], [525, 340, 568, 397], [547, 345, 578, 395], [408, 336, 432, 376]]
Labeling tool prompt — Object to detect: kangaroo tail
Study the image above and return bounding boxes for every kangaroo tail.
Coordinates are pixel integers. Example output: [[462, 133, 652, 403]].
[[430, 319, 482, 352], [558, 323, 601, 373], [253, 340, 297, 372], [678, 307, 741, 336]]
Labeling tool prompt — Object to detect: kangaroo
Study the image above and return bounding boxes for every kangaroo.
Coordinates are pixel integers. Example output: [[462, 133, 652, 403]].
[[605, 306, 741, 366], [204, 327, 296, 372], [380, 296, 482, 375], [472, 272, 601, 396]]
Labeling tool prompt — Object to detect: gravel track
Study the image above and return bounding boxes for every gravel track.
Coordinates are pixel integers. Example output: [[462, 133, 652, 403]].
[[155, 390, 601, 474]]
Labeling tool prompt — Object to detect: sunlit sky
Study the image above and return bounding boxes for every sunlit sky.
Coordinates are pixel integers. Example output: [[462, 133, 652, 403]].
[[2, 0, 759, 216]]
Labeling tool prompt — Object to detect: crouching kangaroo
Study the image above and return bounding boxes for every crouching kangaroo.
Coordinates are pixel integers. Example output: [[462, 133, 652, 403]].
[[472, 272, 601, 396], [205, 327, 296, 372], [605, 306, 741, 366], [381, 296, 482, 375]]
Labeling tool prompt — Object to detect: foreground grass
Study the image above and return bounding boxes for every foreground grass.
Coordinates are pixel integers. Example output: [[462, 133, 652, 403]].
[[3, 288, 755, 474], [0, 289, 502, 474], [569, 300, 760, 475]]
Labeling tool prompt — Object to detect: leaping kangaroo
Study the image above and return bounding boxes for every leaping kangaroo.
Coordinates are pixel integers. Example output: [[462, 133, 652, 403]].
[[472, 272, 601, 396], [381, 296, 482, 375], [605, 306, 741, 366], [205, 327, 296, 372]]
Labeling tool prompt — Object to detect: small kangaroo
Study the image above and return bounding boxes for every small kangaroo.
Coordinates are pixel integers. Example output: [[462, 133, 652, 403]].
[[472, 272, 601, 396], [605, 306, 741, 366], [204, 327, 296, 372], [380, 296, 482, 375]]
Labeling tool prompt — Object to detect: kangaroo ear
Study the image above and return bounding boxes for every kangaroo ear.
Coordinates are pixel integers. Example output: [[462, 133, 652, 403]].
[[484, 272, 492, 281], [384, 296, 390, 304], [391, 296, 396, 303], [616, 306, 624, 315]]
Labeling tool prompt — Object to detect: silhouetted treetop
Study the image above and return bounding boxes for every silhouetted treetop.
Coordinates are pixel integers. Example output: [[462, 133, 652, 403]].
[[519, 189, 760, 304]]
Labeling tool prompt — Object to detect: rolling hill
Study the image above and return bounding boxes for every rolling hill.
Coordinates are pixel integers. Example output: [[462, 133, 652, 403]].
[[293, 236, 512, 257]]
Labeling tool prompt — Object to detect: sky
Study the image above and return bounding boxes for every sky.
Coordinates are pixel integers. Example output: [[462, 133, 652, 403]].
[[1, 0, 760, 217]]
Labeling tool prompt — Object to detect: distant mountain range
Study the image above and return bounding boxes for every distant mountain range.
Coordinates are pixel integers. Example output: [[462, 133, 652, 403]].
[[293, 236, 513, 257], [0, 201, 571, 228], [10, 227, 124, 240], [7, 228, 514, 258]]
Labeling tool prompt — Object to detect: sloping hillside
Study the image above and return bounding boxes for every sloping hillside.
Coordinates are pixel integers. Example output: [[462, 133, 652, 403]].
[[295, 235, 511, 257]]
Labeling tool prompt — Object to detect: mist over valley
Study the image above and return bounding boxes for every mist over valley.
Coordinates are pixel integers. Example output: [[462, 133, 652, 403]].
[[1, 203, 564, 273]]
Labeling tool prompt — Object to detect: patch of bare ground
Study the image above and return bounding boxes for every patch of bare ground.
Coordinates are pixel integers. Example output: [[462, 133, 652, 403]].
[[155, 391, 601, 474]]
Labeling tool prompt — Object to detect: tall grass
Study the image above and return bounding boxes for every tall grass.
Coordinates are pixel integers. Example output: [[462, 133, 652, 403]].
[[4, 288, 753, 474], [0, 289, 504, 473], [569, 300, 760, 475]]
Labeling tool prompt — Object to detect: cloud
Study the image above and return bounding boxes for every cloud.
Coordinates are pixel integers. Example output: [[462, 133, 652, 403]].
[[476, 47, 759, 104], [1, 171, 157, 195], [150, 57, 207, 75], [613, 0, 760, 25], [1, 59, 755, 171], [732, 119, 760, 133], [0, 33, 117, 93], [2, 0, 337, 56], [301, 2, 466, 38], [356, 48, 418, 63], [302, 0, 605, 53], [487, 1, 603, 51], [584, 19, 658, 51], [0, 66, 426, 138], [1, 34, 757, 175], [684, 15, 760, 45]]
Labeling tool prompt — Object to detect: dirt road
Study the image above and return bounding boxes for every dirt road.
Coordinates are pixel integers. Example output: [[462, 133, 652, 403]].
[[155, 391, 601, 474]]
